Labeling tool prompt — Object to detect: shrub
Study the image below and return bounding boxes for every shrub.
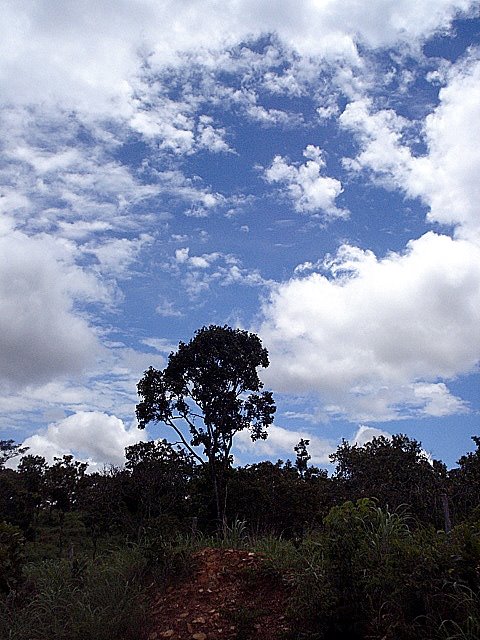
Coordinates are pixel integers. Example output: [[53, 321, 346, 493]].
[[0, 521, 25, 593]]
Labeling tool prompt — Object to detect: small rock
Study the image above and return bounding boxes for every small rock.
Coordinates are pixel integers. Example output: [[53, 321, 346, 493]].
[[160, 632, 174, 639], [192, 634, 207, 640], [193, 617, 205, 624]]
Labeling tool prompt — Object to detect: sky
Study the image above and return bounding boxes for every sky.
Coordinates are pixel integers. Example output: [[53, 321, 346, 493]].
[[1, 0, 480, 472]]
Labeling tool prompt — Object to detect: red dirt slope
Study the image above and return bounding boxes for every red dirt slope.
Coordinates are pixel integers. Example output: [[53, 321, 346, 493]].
[[148, 547, 291, 640]]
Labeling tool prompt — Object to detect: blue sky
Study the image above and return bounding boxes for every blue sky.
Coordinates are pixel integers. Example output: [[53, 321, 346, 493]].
[[1, 0, 480, 471]]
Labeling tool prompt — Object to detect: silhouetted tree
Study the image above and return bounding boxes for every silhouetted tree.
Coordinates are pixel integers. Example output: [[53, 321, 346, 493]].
[[45, 455, 88, 514], [0, 440, 28, 469], [294, 439, 311, 478], [330, 434, 442, 524], [136, 325, 276, 528], [450, 435, 480, 521]]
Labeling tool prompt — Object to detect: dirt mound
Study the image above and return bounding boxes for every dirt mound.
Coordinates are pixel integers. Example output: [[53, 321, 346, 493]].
[[148, 547, 291, 640]]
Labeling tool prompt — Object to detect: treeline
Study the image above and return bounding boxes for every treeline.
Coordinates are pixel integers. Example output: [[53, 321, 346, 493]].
[[1, 433, 480, 639], [2, 433, 480, 545]]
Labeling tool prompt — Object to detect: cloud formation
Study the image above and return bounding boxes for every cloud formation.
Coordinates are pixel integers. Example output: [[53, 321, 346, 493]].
[[235, 424, 334, 466], [341, 54, 480, 240], [22, 411, 144, 470], [264, 145, 346, 218], [0, 230, 100, 387], [1, 1, 479, 469], [260, 232, 480, 420]]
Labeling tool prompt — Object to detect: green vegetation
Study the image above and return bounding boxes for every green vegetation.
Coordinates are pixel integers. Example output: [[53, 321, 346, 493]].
[[1, 327, 479, 639]]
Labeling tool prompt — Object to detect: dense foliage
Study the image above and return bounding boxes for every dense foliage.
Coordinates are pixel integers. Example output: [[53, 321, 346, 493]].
[[0, 327, 479, 639], [1, 433, 480, 639], [136, 324, 276, 526]]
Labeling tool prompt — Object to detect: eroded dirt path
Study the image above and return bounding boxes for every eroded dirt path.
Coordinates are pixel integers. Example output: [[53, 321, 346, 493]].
[[148, 547, 291, 640]]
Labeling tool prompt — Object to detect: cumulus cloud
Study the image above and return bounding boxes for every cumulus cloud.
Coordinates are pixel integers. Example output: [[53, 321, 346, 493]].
[[1, 0, 479, 461], [21, 411, 145, 470], [0, 230, 102, 387], [235, 424, 334, 465], [340, 54, 480, 240], [264, 145, 346, 219], [0, 340, 167, 438], [259, 232, 480, 420], [197, 116, 232, 153]]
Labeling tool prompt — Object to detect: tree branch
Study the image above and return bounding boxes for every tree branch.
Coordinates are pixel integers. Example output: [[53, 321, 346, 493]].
[[165, 418, 204, 465]]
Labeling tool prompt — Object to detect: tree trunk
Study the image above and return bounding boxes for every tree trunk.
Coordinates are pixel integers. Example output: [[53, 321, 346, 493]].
[[209, 463, 226, 534], [441, 492, 452, 534]]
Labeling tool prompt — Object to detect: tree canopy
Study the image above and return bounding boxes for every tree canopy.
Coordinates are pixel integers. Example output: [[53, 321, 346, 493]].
[[136, 324, 276, 525]]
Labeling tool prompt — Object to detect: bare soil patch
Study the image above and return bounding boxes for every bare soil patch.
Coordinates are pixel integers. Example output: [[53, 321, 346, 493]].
[[148, 547, 292, 640]]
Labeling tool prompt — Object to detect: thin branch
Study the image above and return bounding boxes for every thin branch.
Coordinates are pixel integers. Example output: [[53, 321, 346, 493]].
[[165, 418, 204, 465]]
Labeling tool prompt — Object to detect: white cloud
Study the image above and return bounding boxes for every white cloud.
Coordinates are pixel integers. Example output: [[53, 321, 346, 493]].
[[152, 170, 224, 216], [84, 234, 154, 277], [235, 424, 334, 465], [0, 108, 160, 234], [351, 425, 392, 446], [412, 382, 469, 417], [264, 145, 346, 219], [140, 338, 177, 354], [421, 55, 480, 239], [246, 105, 304, 127], [197, 115, 232, 153], [21, 411, 145, 470], [170, 248, 268, 297], [340, 53, 480, 241], [130, 101, 195, 154], [0, 341, 168, 439], [259, 232, 480, 420], [155, 298, 184, 318], [130, 102, 231, 155], [0, 1, 476, 122], [0, 230, 102, 387]]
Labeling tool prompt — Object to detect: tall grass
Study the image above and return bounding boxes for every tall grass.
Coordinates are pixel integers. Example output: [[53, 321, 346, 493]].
[[0, 547, 150, 640]]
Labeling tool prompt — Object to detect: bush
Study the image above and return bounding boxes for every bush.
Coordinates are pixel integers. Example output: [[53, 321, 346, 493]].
[[0, 522, 25, 593], [286, 500, 480, 640]]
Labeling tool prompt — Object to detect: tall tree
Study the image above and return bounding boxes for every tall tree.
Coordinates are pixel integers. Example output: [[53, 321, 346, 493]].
[[136, 324, 276, 528]]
